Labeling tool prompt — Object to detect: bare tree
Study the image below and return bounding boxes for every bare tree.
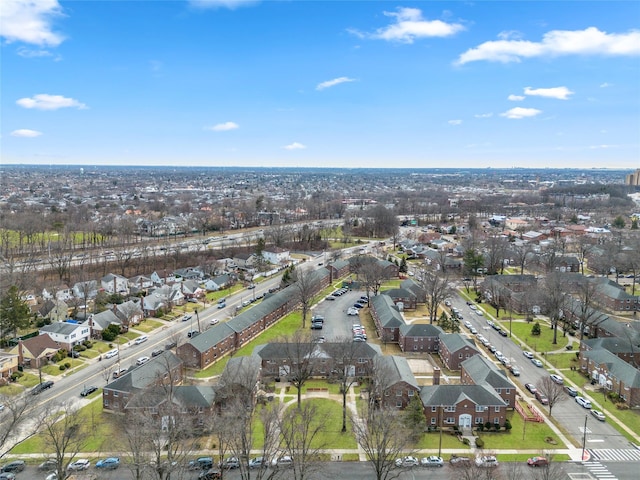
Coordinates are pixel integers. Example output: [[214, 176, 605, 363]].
[[418, 268, 453, 324], [351, 404, 412, 480], [278, 401, 325, 480], [327, 339, 370, 433], [510, 243, 534, 275], [540, 272, 569, 345], [41, 401, 89, 480], [358, 259, 388, 298], [537, 377, 566, 418], [290, 268, 319, 328], [279, 332, 315, 408], [484, 235, 509, 275], [0, 395, 44, 460]]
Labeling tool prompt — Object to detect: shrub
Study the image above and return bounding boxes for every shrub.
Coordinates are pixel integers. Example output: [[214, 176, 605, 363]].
[[10, 372, 23, 381], [64, 362, 71, 369], [493, 423, 500, 431], [475, 437, 484, 448], [504, 419, 512, 431], [484, 421, 492, 431], [477, 423, 484, 432], [531, 321, 541, 336], [59, 365, 66, 371], [462, 438, 470, 445]]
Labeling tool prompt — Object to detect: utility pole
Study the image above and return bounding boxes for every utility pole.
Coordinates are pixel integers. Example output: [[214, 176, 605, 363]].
[[438, 405, 443, 457], [581, 415, 588, 460]]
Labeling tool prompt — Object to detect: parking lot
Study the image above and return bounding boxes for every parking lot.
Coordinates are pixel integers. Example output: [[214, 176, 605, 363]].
[[311, 287, 370, 343]]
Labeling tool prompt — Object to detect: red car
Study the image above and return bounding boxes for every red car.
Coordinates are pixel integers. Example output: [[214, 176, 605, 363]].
[[527, 456, 549, 467]]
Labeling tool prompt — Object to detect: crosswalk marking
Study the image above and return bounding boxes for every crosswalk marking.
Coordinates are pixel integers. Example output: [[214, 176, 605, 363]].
[[588, 448, 640, 462], [582, 460, 618, 480]]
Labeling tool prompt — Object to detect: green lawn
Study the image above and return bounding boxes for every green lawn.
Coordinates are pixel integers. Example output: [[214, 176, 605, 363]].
[[477, 412, 564, 450], [41, 358, 87, 376], [546, 352, 580, 370], [296, 398, 358, 450], [133, 319, 164, 333], [508, 321, 569, 353], [415, 430, 469, 450], [11, 397, 117, 454]]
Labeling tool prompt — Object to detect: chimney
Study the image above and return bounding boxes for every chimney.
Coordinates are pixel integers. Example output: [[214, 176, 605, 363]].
[[433, 366, 441, 385]]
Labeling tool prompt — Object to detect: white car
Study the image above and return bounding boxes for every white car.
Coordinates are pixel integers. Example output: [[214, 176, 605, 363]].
[[210, 318, 219, 325], [136, 356, 150, 366], [576, 396, 592, 409], [420, 456, 444, 467], [550, 374, 564, 384], [475, 455, 498, 468], [591, 409, 606, 421], [395, 456, 419, 468], [523, 351, 534, 359], [134, 335, 148, 345], [67, 459, 91, 471], [531, 358, 544, 368]]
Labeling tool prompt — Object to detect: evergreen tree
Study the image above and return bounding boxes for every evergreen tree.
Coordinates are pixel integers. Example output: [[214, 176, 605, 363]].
[[0, 286, 32, 339]]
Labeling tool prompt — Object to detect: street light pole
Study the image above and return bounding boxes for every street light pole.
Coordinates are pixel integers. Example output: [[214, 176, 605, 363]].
[[581, 415, 588, 460], [438, 405, 443, 457]]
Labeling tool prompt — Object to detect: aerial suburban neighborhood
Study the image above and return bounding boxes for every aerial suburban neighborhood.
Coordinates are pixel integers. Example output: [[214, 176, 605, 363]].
[[1, 165, 640, 480]]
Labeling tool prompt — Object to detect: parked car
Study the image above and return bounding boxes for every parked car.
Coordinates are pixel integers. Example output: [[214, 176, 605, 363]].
[[134, 335, 148, 345], [550, 374, 564, 384], [475, 455, 499, 467], [0, 473, 16, 480], [217, 301, 226, 309], [67, 459, 91, 471], [182, 314, 193, 322], [565, 386, 579, 397], [165, 341, 177, 350], [31, 380, 54, 395], [576, 396, 592, 409], [271, 456, 293, 468], [531, 358, 544, 368], [220, 457, 240, 469], [591, 409, 606, 421], [38, 459, 57, 471], [325, 295, 336, 301], [535, 391, 549, 405], [80, 385, 98, 397], [136, 356, 150, 366], [189, 457, 214, 471], [420, 456, 444, 467], [525, 383, 537, 394], [509, 365, 521, 376], [527, 456, 549, 467], [198, 468, 222, 480], [151, 349, 163, 357], [105, 348, 118, 359], [395, 456, 419, 468], [248, 457, 266, 469], [523, 351, 534, 359], [95, 457, 120, 470], [1, 461, 25, 473], [187, 330, 200, 338], [209, 318, 219, 325], [112, 368, 128, 379], [449, 455, 471, 466]]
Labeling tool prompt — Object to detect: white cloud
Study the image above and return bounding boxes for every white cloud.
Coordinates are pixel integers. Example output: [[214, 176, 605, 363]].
[[316, 77, 356, 91], [524, 86, 574, 100], [208, 121, 239, 131], [0, 0, 65, 47], [589, 144, 616, 149], [474, 113, 493, 118], [448, 119, 462, 126], [456, 27, 640, 64], [600, 82, 612, 88], [351, 7, 464, 43], [508, 94, 525, 101], [189, 0, 259, 9], [500, 107, 542, 119], [16, 46, 54, 58], [283, 142, 306, 150], [11, 129, 42, 137], [16, 94, 87, 110]]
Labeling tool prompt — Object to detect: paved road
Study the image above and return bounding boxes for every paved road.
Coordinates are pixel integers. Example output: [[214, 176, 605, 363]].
[[452, 291, 631, 451]]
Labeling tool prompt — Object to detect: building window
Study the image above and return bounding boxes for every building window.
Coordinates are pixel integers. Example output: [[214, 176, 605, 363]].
[[396, 400, 402, 408], [445, 417, 454, 424], [494, 417, 500, 424], [114, 392, 118, 397], [431, 406, 437, 412], [431, 417, 436, 425], [495, 406, 500, 412], [444, 406, 456, 413], [475, 417, 483, 424], [408, 390, 414, 397], [476, 405, 485, 412]]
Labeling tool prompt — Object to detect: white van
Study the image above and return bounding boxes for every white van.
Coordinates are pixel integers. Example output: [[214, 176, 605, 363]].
[[105, 349, 118, 359], [134, 335, 148, 345]]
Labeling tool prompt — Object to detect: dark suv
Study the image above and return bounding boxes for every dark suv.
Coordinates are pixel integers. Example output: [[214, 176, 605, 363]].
[[31, 381, 54, 395], [189, 457, 213, 471], [1, 461, 26, 473]]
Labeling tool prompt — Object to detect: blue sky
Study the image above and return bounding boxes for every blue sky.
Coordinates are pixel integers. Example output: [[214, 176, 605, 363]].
[[1, 0, 639, 169]]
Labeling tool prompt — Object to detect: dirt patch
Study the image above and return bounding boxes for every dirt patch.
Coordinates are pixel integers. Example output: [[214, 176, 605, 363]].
[[406, 358, 434, 375]]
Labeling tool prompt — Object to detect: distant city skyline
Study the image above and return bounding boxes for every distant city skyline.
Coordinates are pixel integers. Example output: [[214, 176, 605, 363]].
[[1, 0, 639, 169]]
